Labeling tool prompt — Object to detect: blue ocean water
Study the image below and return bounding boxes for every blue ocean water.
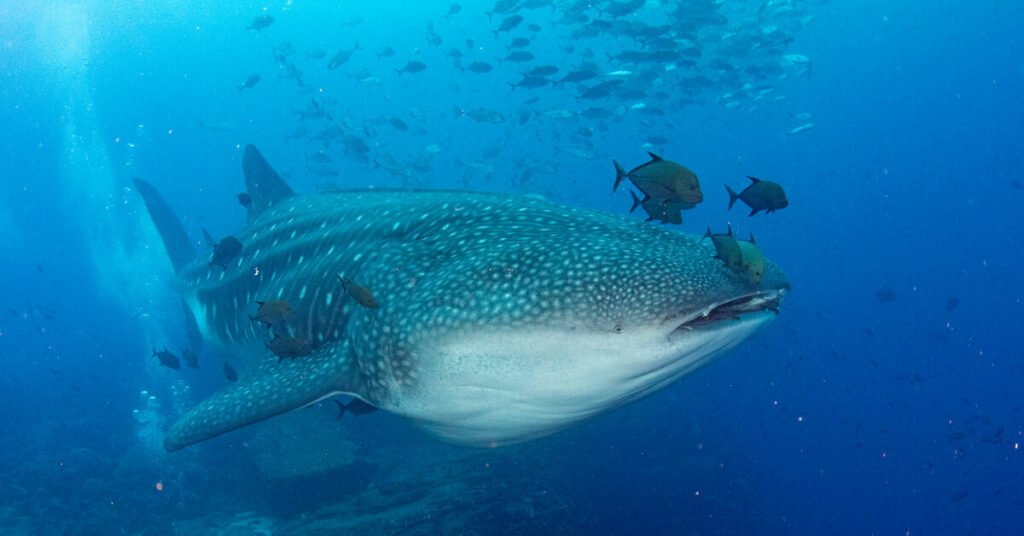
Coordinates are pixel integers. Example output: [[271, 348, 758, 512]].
[[1, 0, 1022, 534]]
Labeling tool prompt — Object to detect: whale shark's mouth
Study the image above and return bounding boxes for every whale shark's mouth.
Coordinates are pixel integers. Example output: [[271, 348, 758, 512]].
[[668, 289, 787, 337]]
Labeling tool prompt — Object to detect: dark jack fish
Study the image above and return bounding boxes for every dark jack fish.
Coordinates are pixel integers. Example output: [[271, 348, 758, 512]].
[[704, 226, 744, 274], [502, 51, 535, 63], [726, 176, 788, 216], [246, 15, 274, 31], [328, 43, 361, 70], [338, 276, 379, 309], [494, 15, 523, 35], [735, 234, 766, 283], [396, 61, 427, 76], [629, 190, 683, 224], [445, 4, 462, 19], [613, 153, 703, 206], [334, 398, 378, 419], [703, 227, 765, 283], [250, 300, 295, 329], [152, 348, 180, 370], [237, 74, 261, 91], [202, 228, 243, 269], [267, 333, 312, 361], [462, 61, 494, 74]]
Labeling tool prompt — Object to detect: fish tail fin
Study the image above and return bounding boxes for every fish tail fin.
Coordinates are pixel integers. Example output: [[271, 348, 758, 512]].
[[133, 179, 196, 274], [334, 399, 346, 420], [165, 343, 362, 452], [613, 159, 627, 192], [629, 190, 641, 213], [243, 145, 295, 224], [725, 184, 739, 210], [201, 227, 215, 247]]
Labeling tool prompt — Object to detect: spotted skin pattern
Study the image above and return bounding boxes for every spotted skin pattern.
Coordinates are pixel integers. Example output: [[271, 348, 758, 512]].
[[164, 188, 789, 451]]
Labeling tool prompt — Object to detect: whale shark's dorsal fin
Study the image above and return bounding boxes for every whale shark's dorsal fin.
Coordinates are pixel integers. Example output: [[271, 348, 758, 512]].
[[164, 342, 360, 451], [242, 145, 294, 223], [133, 178, 196, 274]]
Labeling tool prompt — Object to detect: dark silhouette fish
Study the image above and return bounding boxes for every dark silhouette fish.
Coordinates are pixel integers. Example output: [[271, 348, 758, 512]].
[[501, 51, 535, 63], [735, 235, 766, 283], [203, 228, 243, 269], [613, 153, 702, 206], [703, 226, 744, 274], [237, 74, 260, 91], [702, 227, 766, 284], [629, 190, 683, 224], [557, 70, 598, 84], [246, 15, 274, 31], [494, 15, 523, 35], [396, 61, 427, 76], [267, 334, 312, 361], [328, 43, 361, 70], [334, 398, 378, 419], [338, 276, 379, 309], [250, 300, 295, 329], [508, 37, 530, 49], [388, 117, 409, 131], [462, 61, 494, 74], [508, 76, 549, 90], [445, 4, 462, 20], [152, 348, 180, 370], [726, 176, 788, 216], [525, 65, 559, 77]]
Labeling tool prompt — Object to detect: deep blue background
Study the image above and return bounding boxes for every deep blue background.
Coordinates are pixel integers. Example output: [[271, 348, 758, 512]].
[[1, 1, 1022, 534]]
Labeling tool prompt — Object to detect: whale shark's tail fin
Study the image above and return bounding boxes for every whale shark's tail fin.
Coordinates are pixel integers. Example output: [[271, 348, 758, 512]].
[[133, 178, 196, 274], [242, 145, 294, 224], [134, 178, 204, 355], [163, 342, 359, 451]]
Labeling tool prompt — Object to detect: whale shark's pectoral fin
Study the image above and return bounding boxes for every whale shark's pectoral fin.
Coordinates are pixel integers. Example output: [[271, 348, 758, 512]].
[[163, 344, 358, 452]]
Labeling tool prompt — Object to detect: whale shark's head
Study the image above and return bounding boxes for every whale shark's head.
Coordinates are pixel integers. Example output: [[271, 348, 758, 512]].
[[354, 195, 790, 447]]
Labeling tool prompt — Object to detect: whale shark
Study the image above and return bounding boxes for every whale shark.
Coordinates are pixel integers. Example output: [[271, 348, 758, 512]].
[[135, 145, 789, 452]]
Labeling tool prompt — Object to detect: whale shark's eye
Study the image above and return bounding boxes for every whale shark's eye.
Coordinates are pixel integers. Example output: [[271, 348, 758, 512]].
[[614, 323, 623, 333]]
